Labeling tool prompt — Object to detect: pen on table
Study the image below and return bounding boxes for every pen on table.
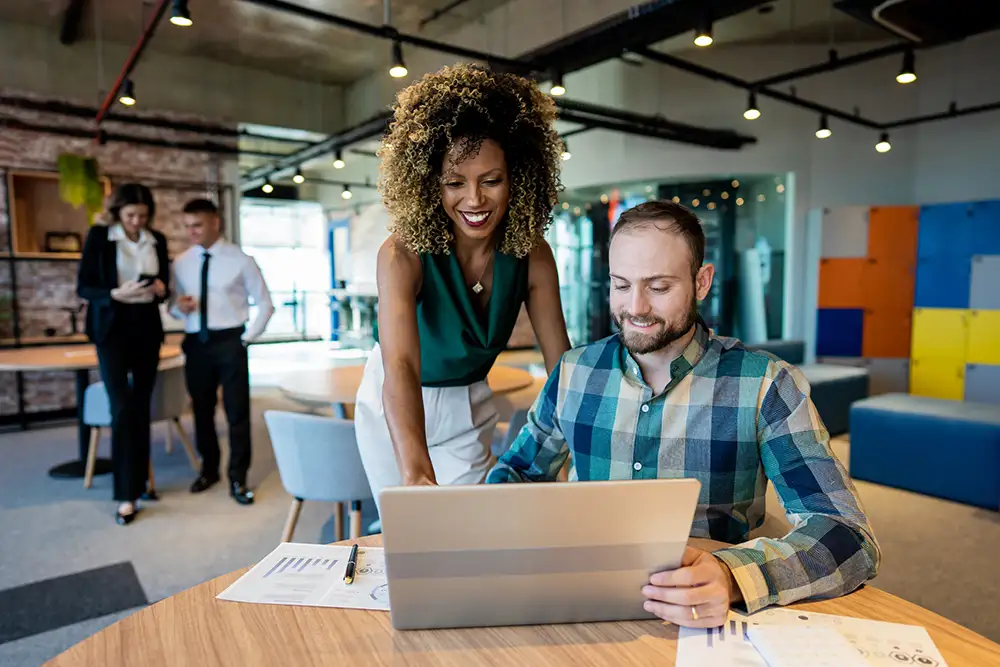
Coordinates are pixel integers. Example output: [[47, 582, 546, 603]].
[[344, 544, 359, 585]]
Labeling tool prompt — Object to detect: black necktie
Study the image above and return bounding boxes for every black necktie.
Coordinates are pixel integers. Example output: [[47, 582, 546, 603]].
[[198, 252, 211, 343]]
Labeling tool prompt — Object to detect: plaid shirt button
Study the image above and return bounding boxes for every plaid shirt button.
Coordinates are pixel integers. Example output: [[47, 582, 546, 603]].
[[641, 404, 650, 413], [633, 462, 642, 471]]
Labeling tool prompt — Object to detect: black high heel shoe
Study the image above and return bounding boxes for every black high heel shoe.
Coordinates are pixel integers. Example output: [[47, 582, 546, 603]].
[[141, 488, 159, 501], [115, 507, 140, 526]]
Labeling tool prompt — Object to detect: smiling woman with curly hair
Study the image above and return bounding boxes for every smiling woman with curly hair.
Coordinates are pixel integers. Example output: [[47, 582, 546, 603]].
[[354, 63, 571, 509]]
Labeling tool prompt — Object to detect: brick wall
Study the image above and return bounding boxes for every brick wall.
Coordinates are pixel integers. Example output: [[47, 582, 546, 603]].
[[0, 89, 237, 417]]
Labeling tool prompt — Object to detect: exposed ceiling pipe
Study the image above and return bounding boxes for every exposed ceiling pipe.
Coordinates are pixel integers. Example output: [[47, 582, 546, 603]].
[[555, 97, 755, 145], [633, 46, 1000, 132], [3, 94, 240, 137], [633, 47, 883, 130], [239, 0, 536, 75], [95, 0, 171, 125], [557, 109, 754, 150], [418, 0, 475, 30], [750, 42, 912, 88], [1, 117, 241, 155], [241, 112, 393, 191]]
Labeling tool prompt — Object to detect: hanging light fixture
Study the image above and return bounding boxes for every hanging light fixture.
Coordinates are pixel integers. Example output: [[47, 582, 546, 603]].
[[896, 50, 916, 84], [743, 91, 760, 120], [389, 41, 408, 78], [815, 114, 832, 139], [170, 0, 192, 27], [118, 79, 136, 106], [693, 12, 713, 47], [549, 71, 566, 96], [292, 169, 305, 184], [341, 185, 353, 200], [875, 132, 892, 153], [261, 179, 274, 194], [561, 140, 571, 161], [333, 149, 345, 169]]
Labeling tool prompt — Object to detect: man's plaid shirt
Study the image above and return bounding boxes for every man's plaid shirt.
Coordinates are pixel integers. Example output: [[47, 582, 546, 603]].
[[486, 322, 881, 613]]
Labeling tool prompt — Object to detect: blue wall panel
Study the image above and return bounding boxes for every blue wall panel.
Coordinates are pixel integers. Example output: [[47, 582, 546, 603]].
[[816, 308, 864, 357], [972, 200, 1000, 256], [914, 256, 972, 309], [918, 203, 975, 259]]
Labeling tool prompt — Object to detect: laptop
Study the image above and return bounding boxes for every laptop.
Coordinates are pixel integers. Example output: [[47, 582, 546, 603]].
[[379, 478, 701, 630]]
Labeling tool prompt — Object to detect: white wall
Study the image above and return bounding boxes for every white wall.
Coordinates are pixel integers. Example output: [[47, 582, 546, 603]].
[[0, 23, 345, 131]]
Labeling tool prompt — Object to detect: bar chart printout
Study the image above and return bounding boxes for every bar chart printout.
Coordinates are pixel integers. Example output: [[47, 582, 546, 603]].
[[217, 542, 390, 611]]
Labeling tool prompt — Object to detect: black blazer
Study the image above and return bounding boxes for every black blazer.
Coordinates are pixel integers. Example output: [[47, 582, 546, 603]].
[[77, 225, 171, 346]]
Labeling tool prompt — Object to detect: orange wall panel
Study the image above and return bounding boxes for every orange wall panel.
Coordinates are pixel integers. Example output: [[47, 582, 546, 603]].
[[862, 309, 912, 358], [818, 258, 867, 308], [868, 205, 919, 264], [863, 259, 916, 312]]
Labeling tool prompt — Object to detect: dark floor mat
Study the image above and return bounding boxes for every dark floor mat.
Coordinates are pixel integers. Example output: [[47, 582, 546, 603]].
[[0, 561, 148, 644]]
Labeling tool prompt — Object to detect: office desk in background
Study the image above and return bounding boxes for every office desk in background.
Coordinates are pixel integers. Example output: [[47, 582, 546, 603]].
[[0, 344, 183, 478], [45, 535, 1000, 667]]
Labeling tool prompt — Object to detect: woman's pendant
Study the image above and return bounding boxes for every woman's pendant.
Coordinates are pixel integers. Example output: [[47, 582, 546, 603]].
[[472, 281, 484, 294]]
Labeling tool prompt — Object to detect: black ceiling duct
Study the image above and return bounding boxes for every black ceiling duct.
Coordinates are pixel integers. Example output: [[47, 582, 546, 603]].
[[834, 0, 1000, 44]]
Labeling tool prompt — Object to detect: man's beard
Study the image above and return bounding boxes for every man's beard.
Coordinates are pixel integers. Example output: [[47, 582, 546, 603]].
[[615, 295, 698, 355]]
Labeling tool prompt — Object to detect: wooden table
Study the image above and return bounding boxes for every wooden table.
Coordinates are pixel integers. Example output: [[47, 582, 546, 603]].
[[46, 534, 1000, 666], [0, 344, 182, 479], [279, 363, 535, 417]]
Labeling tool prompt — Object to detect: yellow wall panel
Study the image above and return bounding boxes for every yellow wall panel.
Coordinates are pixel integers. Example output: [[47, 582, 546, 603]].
[[910, 358, 965, 400], [967, 310, 1000, 365], [911, 308, 969, 362]]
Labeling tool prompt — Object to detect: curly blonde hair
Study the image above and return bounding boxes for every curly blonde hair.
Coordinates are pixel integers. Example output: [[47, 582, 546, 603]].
[[378, 63, 563, 258]]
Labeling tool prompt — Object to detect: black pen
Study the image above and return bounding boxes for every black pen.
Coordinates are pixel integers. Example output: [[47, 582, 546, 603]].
[[343, 544, 359, 584]]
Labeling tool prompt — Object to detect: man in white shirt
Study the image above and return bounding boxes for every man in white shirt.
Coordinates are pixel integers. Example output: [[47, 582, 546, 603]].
[[171, 199, 274, 505]]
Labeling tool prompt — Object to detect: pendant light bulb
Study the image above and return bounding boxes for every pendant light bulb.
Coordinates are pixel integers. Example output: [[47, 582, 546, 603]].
[[743, 91, 760, 120], [118, 79, 136, 107], [389, 41, 408, 78]]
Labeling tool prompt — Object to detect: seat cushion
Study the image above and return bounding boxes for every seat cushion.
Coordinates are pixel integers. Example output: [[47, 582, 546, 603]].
[[799, 364, 870, 436], [850, 393, 1000, 509]]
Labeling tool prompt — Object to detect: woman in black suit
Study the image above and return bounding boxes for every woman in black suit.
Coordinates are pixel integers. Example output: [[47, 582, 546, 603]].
[[77, 183, 170, 525]]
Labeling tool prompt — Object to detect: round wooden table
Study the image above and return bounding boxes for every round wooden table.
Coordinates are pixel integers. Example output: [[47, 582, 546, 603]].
[[45, 534, 1000, 666], [0, 344, 182, 478], [279, 363, 535, 416]]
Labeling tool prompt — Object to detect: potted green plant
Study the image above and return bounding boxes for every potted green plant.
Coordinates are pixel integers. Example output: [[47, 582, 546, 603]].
[[56, 153, 105, 225]]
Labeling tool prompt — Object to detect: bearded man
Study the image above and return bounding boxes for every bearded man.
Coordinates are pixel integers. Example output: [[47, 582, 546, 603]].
[[486, 200, 880, 628]]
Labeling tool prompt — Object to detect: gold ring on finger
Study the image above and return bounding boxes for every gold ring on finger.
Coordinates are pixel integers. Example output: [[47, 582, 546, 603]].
[[691, 606, 700, 621]]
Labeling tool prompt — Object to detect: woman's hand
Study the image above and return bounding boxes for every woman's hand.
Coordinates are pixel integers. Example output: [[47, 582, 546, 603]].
[[151, 279, 167, 299], [111, 280, 148, 302]]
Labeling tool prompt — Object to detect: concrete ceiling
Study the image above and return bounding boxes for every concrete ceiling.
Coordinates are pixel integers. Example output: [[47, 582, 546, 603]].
[[0, 0, 514, 84]]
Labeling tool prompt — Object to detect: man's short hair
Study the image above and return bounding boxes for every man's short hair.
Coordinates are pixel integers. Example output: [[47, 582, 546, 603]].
[[182, 198, 218, 215], [611, 200, 706, 278]]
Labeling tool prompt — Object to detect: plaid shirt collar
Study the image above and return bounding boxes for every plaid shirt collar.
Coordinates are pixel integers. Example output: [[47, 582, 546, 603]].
[[620, 317, 711, 393]]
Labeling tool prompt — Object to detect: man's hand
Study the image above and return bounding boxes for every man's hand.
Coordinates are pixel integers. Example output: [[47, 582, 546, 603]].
[[176, 295, 198, 314], [402, 468, 437, 486], [642, 546, 740, 628]]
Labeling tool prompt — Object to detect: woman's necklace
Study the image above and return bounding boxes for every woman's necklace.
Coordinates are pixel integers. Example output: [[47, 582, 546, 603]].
[[471, 250, 494, 294]]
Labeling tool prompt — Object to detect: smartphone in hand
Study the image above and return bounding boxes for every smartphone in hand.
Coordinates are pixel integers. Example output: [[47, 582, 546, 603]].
[[138, 273, 157, 287]]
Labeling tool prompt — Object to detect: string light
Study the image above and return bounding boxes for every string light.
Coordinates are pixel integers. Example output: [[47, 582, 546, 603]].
[[261, 180, 274, 194], [342, 185, 353, 200], [292, 169, 305, 185], [549, 71, 566, 96], [333, 149, 345, 169], [736, 197, 745, 206]]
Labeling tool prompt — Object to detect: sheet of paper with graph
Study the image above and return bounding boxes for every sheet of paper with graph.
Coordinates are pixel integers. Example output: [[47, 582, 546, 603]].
[[676, 606, 948, 667], [216, 542, 390, 611]]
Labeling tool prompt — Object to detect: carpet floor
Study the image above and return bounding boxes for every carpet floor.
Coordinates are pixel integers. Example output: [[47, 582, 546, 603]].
[[0, 388, 998, 666]]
